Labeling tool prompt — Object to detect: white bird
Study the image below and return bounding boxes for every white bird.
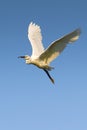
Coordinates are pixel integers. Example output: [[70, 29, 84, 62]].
[[18, 22, 81, 84]]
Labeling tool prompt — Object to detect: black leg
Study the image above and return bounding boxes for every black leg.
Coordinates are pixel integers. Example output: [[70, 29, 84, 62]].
[[43, 69, 54, 84]]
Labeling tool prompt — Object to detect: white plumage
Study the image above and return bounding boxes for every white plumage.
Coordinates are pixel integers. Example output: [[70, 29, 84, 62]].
[[19, 22, 81, 84], [28, 22, 44, 59]]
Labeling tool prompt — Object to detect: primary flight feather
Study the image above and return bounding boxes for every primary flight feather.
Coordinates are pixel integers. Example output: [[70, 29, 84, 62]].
[[28, 22, 44, 58], [18, 22, 81, 84]]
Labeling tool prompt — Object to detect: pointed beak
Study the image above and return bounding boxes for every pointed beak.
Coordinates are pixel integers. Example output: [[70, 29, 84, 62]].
[[18, 56, 25, 58]]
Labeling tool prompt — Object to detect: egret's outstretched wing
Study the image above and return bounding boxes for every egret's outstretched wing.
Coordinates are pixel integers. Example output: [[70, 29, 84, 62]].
[[28, 22, 44, 59], [39, 28, 81, 64]]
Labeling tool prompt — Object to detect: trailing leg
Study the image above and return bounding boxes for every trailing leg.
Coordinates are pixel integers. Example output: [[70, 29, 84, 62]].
[[43, 69, 54, 84]]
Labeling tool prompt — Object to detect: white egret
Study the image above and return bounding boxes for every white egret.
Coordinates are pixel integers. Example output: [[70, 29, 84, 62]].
[[18, 22, 81, 84]]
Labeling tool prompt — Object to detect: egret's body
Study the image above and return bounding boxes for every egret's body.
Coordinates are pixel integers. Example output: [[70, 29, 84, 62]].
[[19, 22, 81, 83]]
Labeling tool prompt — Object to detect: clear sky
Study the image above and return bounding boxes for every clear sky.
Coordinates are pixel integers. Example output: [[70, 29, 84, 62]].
[[0, 0, 87, 130]]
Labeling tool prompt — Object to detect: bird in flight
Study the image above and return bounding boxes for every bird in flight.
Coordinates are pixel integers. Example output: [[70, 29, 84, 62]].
[[18, 22, 81, 84]]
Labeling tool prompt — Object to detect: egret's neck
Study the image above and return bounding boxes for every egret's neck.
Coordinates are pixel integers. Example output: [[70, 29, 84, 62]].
[[25, 58, 31, 64], [22, 55, 31, 64]]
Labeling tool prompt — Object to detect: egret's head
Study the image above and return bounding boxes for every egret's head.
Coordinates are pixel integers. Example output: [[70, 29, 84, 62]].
[[18, 55, 31, 64]]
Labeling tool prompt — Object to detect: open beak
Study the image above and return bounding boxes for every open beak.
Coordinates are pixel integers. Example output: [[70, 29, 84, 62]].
[[18, 56, 25, 58]]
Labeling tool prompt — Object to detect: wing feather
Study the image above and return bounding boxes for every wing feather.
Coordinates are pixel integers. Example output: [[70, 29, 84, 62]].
[[39, 28, 81, 64], [28, 22, 44, 59]]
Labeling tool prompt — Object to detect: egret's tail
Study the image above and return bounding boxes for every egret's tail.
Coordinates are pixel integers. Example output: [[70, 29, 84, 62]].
[[44, 65, 54, 71], [43, 69, 54, 84]]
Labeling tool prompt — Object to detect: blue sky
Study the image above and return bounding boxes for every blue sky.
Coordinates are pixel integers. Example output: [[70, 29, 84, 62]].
[[0, 0, 87, 130]]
